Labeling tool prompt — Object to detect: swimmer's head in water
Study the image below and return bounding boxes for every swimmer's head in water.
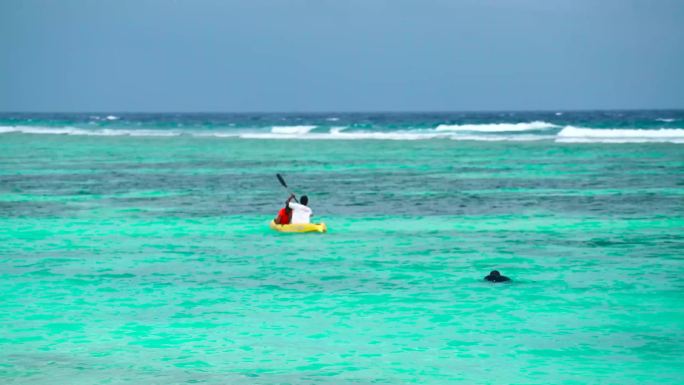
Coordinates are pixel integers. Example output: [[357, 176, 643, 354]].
[[485, 270, 510, 283], [300, 195, 309, 205]]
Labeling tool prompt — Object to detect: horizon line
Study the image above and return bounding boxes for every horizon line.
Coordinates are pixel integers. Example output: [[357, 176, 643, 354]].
[[1, 107, 683, 115]]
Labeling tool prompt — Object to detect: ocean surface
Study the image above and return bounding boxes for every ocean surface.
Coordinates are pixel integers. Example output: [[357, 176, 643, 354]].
[[1, 111, 683, 384]]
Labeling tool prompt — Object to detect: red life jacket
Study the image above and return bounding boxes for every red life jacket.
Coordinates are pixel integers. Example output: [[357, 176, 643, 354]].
[[276, 207, 291, 224]]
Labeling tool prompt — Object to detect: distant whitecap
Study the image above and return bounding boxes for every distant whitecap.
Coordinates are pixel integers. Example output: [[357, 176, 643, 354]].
[[270, 125, 317, 134], [556, 126, 684, 143], [435, 121, 558, 132]]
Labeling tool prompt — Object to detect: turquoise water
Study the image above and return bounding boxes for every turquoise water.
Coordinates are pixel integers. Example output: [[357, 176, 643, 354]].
[[1, 113, 684, 384]]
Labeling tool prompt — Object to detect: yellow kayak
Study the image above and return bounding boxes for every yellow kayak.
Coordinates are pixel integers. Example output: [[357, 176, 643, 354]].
[[269, 220, 327, 233]]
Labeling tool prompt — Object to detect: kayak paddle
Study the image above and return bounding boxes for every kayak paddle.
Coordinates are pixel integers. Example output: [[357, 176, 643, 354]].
[[276, 173, 299, 203]]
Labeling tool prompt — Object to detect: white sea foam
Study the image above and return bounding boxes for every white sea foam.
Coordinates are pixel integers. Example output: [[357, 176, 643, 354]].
[[192, 131, 241, 138], [0, 126, 181, 137], [435, 121, 558, 132], [101, 129, 180, 137], [106, 115, 119, 120], [270, 125, 317, 134], [328, 131, 446, 140], [450, 134, 553, 142], [4, 124, 683, 143], [656, 118, 675, 122], [240, 130, 449, 141], [556, 126, 684, 143], [0, 126, 83, 135]]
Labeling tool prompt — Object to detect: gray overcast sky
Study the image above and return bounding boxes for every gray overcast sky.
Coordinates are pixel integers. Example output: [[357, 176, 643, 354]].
[[1, 0, 683, 112]]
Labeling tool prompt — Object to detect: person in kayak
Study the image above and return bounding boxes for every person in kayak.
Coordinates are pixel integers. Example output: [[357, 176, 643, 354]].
[[274, 198, 293, 224], [484, 270, 511, 283], [288, 194, 312, 224]]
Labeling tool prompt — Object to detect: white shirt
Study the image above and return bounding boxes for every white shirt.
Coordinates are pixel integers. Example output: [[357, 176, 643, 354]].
[[288, 202, 312, 224]]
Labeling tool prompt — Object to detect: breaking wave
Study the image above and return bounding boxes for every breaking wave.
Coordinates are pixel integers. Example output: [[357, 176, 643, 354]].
[[240, 129, 448, 140], [435, 121, 558, 132], [556, 126, 684, 143], [2, 124, 683, 143], [0, 126, 180, 137], [270, 125, 317, 134]]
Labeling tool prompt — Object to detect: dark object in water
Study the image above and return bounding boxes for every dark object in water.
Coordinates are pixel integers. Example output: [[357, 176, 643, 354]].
[[484, 270, 511, 283]]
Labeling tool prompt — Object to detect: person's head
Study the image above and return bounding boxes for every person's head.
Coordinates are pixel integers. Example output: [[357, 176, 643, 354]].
[[300, 195, 309, 205], [489, 270, 500, 277]]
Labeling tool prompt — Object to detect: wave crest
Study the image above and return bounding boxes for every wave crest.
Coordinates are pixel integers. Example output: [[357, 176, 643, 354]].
[[557, 126, 684, 143], [270, 125, 317, 134], [435, 121, 558, 132], [3, 124, 683, 143], [0, 126, 180, 137]]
